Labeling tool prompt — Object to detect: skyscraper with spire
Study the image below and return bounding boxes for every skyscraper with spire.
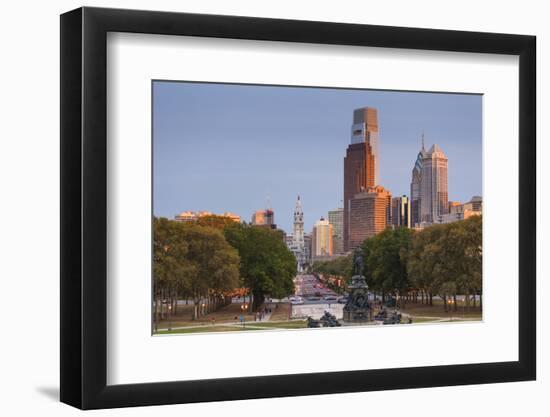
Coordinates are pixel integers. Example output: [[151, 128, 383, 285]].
[[410, 133, 449, 225], [420, 144, 449, 223], [343, 107, 380, 252], [410, 133, 425, 227]]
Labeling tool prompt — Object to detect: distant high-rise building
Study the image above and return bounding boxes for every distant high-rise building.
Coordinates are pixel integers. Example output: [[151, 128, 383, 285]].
[[391, 196, 411, 228], [328, 208, 344, 255], [312, 217, 333, 259], [222, 212, 241, 223], [251, 209, 276, 229], [448, 201, 462, 215], [438, 196, 482, 224], [349, 186, 391, 250], [344, 107, 380, 251], [175, 210, 241, 223], [464, 195, 482, 212], [419, 144, 449, 223], [303, 233, 312, 265]]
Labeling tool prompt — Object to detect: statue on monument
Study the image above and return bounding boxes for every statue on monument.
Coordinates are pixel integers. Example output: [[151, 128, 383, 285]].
[[343, 247, 372, 323], [352, 247, 364, 277]]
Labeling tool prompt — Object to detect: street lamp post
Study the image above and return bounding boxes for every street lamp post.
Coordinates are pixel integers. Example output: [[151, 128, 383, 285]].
[[240, 303, 248, 329], [447, 297, 454, 322], [168, 304, 172, 331]]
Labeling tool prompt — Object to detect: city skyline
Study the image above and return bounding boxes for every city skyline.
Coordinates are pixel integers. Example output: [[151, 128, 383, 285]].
[[153, 81, 482, 234]]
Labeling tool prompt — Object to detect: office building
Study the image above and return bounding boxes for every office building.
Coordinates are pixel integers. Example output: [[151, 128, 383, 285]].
[[410, 139, 424, 227], [304, 233, 312, 265], [348, 186, 391, 250], [312, 217, 333, 259], [448, 201, 462, 213], [417, 144, 449, 224], [175, 211, 241, 223], [328, 208, 344, 255], [251, 209, 276, 229], [464, 195, 482, 212], [344, 107, 380, 251], [438, 196, 482, 224], [391, 195, 411, 228]]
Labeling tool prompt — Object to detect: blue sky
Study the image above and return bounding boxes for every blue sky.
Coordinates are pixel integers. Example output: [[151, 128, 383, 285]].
[[153, 81, 482, 234]]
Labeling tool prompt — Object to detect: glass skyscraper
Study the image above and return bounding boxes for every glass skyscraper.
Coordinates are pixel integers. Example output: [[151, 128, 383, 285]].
[[419, 144, 449, 224], [343, 107, 380, 252]]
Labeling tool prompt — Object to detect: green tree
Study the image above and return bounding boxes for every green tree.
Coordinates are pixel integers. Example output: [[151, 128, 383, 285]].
[[153, 218, 196, 327], [311, 255, 352, 279], [224, 223, 295, 310], [180, 223, 240, 319], [153, 217, 240, 322], [406, 216, 482, 310], [363, 227, 413, 304], [407, 225, 440, 305], [310, 255, 352, 293], [196, 214, 241, 230]]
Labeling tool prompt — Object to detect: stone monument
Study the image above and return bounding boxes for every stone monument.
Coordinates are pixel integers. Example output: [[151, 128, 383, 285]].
[[343, 247, 372, 322]]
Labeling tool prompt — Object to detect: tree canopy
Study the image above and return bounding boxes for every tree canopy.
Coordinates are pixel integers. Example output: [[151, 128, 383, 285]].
[[153, 217, 240, 320], [362, 227, 413, 296], [406, 215, 482, 307], [352, 216, 482, 308], [224, 223, 296, 309], [311, 255, 352, 279]]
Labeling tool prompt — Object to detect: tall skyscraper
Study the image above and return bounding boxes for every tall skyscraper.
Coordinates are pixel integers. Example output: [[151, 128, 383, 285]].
[[420, 144, 449, 223], [344, 107, 380, 252], [312, 217, 333, 259], [348, 186, 391, 250], [328, 208, 344, 255], [410, 136, 425, 227], [391, 196, 411, 228]]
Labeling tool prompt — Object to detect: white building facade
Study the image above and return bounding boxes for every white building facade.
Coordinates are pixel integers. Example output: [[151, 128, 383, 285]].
[[286, 196, 307, 272]]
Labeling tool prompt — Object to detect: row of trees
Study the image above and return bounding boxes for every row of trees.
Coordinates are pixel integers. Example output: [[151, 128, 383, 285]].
[[153, 216, 296, 327], [311, 215, 482, 311], [153, 218, 240, 326], [310, 254, 352, 293], [405, 215, 482, 310]]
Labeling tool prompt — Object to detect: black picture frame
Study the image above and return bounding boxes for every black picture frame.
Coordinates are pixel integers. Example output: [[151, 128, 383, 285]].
[[60, 6, 536, 410]]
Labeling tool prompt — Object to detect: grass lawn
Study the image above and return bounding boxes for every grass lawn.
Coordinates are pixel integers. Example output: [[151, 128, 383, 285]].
[[399, 300, 482, 320], [408, 317, 447, 324], [268, 303, 291, 321], [154, 319, 309, 334], [247, 320, 308, 329], [157, 302, 257, 329], [155, 325, 263, 335]]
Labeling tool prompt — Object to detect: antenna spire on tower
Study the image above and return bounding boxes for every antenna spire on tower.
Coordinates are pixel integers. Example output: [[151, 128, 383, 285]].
[[421, 130, 425, 151]]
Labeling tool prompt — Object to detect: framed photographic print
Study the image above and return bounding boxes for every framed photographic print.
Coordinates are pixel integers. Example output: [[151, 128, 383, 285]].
[[60, 6, 536, 410]]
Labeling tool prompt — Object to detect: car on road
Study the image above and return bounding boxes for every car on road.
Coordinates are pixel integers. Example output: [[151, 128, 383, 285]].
[[306, 296, 321, 301], [337, 296, 348, 304], [290, 296, 304, 305], [323, 295, 337, 301]]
